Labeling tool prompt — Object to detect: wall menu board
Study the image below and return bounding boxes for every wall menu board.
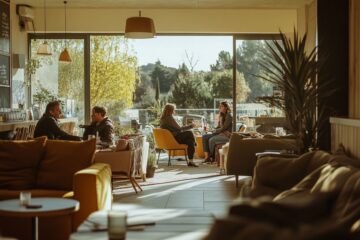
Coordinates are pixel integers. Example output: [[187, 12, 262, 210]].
[[0, 0, 10, 54], [0, 54, 9, 85]]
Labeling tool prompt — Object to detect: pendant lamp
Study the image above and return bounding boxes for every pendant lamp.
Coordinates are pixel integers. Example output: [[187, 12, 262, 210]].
[[125, 11, 156, 39], [37, 0, 52, 55], [59, 1, 71, 62]]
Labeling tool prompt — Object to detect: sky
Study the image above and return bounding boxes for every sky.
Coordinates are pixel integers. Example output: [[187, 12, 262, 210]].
[[130, 36, 233, 72]]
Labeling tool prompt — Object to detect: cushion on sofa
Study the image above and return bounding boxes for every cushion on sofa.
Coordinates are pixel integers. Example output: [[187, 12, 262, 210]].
[[36, 139, 96, 191], [115, 139, 128, 151], [0, 137, 47, 190]]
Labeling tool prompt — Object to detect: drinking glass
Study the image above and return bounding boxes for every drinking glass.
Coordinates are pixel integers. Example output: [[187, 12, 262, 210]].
[[108, 210, 127, 240], [19, 192, 31, 207]]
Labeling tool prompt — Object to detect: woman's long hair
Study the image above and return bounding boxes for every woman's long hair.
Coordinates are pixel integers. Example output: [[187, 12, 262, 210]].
[[160, 103, 175, 120], [219, 101, 231, 124]]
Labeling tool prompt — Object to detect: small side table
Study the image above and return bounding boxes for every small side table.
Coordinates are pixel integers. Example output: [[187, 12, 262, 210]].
[[195, 135, 205, 158], [0, 197, 79, 240]]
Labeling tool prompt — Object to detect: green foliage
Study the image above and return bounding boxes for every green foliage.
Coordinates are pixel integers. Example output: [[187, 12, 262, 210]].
[[169, 72, 212, 108], [113, 122, 135, 137], [150, 61, 177, 93], [33, 87, 61, 106], [237, 41, 273, 101], [210, 51, 233, 71], [90, 36, 138, 112], [257, 30, 336, 152], [147, 150, 157, 168], [25, 58, 42, 86]]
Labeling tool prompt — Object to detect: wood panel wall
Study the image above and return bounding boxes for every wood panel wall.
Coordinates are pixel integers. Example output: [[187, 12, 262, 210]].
[[349, 0, 360, 118], [331, 118, 360, 159]]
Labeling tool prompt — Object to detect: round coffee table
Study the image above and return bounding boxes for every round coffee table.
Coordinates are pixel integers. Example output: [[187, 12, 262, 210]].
[[0, 197, 79, 240]]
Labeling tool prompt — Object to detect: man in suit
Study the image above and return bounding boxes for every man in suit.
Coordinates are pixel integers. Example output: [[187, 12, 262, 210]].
[[34, 101, 81, 141]]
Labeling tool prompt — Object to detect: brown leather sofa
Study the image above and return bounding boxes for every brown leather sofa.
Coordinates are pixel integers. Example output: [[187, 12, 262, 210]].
[[0, 137, 112, 240], [206, 151, 360, 240]]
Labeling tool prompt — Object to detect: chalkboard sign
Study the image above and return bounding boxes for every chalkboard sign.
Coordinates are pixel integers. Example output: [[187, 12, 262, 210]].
[[0, 0, 10, 53], [0, 54, 9, 85], [0, 86, 10, 108]]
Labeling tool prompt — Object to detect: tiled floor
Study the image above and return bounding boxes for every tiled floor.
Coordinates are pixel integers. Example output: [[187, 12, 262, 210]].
[[113, 175, 250, 218]]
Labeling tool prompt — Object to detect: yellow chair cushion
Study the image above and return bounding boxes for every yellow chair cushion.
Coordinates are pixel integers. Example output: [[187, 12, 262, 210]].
[[36, 139, 96, 191], [0, 137, 47, 190]]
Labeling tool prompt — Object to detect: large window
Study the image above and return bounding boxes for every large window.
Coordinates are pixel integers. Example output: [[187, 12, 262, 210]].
[[234, 36, 283, 132], [28, 34, 283, 134], [29, 37, 85, 123]]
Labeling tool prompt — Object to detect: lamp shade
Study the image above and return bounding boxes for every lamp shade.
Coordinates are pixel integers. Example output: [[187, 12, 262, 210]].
[[59, 48, 71, 62], [37, 41, 52, 55], [125, 15, 155, 39]]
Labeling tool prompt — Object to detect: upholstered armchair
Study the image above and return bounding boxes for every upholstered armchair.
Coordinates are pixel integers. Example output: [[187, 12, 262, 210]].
[[224, 133, 298, 187]]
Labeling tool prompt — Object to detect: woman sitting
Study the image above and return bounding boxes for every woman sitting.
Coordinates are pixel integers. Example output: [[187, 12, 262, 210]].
[[159, 103, 198, 167], [202, 101, 233, 163]]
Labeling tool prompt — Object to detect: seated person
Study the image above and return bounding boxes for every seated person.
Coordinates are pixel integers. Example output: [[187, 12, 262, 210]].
[[160, 103, 198, 167], [202, 101, 233, 162], [34, 101, 81, 141], [83, 106, 114, 145]]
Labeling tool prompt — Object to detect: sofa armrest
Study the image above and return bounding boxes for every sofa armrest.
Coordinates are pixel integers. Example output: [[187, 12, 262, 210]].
[[72, 163, 112, 230]]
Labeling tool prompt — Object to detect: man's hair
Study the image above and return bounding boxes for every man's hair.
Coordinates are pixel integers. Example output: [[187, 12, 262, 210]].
[[93, 106, 107, 117], [45, 101, 61, 114]]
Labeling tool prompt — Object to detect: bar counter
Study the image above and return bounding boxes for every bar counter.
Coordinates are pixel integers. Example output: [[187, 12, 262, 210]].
[[0, 118, 78, 133]]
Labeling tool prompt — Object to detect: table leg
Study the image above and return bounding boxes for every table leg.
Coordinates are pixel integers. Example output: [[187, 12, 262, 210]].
[[32, 216, 38, 240]]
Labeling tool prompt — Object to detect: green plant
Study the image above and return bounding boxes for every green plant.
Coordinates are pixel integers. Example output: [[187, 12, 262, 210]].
[[147, 149, 157, 168], [113, 122, 135, 137], [33, 86, 61, 107], [25, 58, 41, 87], [257, 30, 335, 152]]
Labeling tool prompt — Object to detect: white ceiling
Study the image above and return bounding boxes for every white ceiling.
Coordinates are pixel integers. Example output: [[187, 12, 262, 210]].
[[13, 0, 313, 9]]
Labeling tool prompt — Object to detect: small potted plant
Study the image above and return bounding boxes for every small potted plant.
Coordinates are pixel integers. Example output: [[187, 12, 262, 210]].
[[146, 150, 157, 178]]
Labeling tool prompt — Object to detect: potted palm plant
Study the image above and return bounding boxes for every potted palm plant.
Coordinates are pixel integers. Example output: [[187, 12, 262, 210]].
[[146, 150, 157, 178], [257, 30, 335, 152]]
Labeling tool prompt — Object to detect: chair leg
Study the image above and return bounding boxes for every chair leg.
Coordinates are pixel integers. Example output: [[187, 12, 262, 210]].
[[129, 177, 138, 194], [235, 175, 239, 188], [132, 178, 143, 191], [157, 150, 161, 165], [168, 153, 171, 166]]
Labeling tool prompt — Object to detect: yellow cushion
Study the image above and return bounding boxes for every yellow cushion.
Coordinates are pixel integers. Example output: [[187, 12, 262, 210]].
[[0, 137, 47, 190], [36, 139, 96, 191]]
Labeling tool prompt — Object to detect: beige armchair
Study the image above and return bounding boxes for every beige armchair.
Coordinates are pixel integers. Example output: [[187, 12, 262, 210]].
[[224, 133, 298, 187], [94, 135, 149, 193]]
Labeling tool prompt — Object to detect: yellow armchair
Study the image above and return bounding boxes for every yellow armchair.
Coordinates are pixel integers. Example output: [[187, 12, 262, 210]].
[[152, 128, 188, 166]]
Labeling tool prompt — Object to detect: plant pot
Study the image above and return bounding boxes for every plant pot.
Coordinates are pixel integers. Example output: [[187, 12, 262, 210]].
[[146, 166, 156, 178]]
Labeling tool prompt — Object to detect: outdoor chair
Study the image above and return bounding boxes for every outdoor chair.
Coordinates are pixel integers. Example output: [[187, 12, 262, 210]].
[[152, 128, 188, 166]]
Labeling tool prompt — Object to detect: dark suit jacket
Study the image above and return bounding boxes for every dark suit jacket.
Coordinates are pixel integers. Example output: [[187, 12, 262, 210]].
[[34, 114, 81, 141]]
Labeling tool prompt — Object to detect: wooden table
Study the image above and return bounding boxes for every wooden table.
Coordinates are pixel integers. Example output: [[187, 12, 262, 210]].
[[71, 208, 214, 240], [0, 197, 79, 240], [195, 135, 205, 158]]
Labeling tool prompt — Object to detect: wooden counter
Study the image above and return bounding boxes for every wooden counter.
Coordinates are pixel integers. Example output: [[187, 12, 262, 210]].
[[0, 118, 78, 134]]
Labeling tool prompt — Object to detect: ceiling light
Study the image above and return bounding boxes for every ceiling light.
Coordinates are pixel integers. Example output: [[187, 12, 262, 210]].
[[37, 0, 52, 55], [125, 11, 156, 39], [59, 1, 71, 62]]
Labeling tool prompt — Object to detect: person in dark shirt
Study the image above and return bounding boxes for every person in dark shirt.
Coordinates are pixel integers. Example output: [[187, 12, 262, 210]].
[[82, 106, 114, 144], [160, 103, 198, 167], [34, 101, 81, 141]]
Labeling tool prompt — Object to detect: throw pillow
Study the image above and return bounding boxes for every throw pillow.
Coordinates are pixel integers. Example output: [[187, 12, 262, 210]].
[[36, 138, 96, 191], [0, 137, 47, 189], [115, 139, 128, 151]]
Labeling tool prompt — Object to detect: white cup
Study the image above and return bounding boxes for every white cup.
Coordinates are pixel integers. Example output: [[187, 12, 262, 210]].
[[108, 210, 127, 240], [88, 134, 96, 140], [19, 192, 31, 207]]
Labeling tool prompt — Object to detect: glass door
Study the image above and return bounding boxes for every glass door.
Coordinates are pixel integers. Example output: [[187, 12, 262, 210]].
[[234, 35, 284, 133]]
